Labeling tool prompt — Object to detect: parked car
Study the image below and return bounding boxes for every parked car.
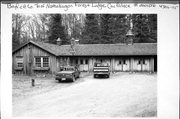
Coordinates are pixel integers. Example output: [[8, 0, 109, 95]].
[[55, 65, 80, 82], [93, 62, 110, 78]]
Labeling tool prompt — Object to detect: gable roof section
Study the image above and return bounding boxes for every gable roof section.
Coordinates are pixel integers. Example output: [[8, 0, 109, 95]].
[[13, 40, 157, 56], [13, 40, 58, 56]]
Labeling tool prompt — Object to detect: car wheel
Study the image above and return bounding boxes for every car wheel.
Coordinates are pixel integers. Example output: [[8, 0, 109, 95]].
[[94, 74, 96, 78], [58, 79, 61, 82], [72, 76, 75, 82]]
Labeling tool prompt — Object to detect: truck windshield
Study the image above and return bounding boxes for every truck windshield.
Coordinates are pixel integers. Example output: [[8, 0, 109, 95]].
[[64, 67, 74, 71]]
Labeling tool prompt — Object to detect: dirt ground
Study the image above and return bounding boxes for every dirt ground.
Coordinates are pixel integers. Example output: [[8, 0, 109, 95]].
[[12, 72, 157, 117]]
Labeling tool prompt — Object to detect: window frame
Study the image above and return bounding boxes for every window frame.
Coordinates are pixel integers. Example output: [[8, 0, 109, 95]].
[[16, 56, 23, 68], [17, 62, 23, 68], [35, 57, 42, 67], [43, 57, 49, 67], [34, 56, 49, 68]]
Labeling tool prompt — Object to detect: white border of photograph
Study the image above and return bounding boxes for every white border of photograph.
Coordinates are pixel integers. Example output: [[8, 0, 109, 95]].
[[1, 2, 179, 119]]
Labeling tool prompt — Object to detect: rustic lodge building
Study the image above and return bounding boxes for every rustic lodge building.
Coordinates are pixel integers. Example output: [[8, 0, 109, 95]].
[[12, 38, 157, 75]]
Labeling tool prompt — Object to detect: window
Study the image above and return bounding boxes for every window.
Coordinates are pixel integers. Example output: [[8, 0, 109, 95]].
[[80, 59, 83, 64], [138, 59, 145, 65], [35, 57, 41, 67], [142, 59, 146, 64], [119, 60, 126, 65], [85, 59, 88, 64], [43, 57, 49, 67], [35, 57, 49, 68], [75, 59, 78, 64], [123, 60, 126, 64], [17, 63, 23, 67], [16, 56, 23, 68]]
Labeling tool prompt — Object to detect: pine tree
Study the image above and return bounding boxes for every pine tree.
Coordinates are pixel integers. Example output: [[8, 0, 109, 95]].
[[132, 14, 157, 43], [147, 14, 157, 42], [100, 14, 112, 43], [81, 14, 101, 44], [12, 14, 26, 50], [48, 14, 68, 45], [108, 14, 129, 43]]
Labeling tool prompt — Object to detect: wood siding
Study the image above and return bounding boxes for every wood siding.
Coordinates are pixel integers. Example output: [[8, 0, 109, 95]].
[[13, 43, 156, 75], [65, 56, 156, 73], [13, 43, 58, 75]]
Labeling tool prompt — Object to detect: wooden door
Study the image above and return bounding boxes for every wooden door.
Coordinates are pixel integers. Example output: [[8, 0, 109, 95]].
[[116, 59, 129, 71], [79, 59, 89, 72], [136, 58, 149, 72], [115, 59, 123, 71], [122, 59, 130, 71], [142, 58, 149, 71], [137, 59, 142, 71]]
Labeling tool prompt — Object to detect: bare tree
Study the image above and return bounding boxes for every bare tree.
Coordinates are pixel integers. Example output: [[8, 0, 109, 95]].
[[62, 14, 85, 39], [12, 14, 27, 49]]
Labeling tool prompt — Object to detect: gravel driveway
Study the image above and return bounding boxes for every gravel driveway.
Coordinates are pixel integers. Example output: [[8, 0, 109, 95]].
[[13, 72, 157, 117]]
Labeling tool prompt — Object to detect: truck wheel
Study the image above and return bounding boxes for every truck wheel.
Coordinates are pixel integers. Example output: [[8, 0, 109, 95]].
[[72, 76, 75, 82]]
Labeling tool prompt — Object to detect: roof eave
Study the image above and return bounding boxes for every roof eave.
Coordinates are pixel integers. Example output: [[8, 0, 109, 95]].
[[12, 40, 57, 56], [57, 54, 157, 56]]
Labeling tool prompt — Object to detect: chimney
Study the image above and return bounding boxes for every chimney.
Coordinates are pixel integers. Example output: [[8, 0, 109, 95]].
[[126, 29, 134, 45], [70, 38, 75, 47], [56, 38, 62, 46], [71, 38, 79, 45]]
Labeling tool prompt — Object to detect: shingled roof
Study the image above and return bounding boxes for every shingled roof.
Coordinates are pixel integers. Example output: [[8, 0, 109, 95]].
[[13, 40, 157, 56]]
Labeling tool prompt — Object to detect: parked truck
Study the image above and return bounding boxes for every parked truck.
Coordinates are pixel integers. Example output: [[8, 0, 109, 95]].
[[93, 62, 110, 78]]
